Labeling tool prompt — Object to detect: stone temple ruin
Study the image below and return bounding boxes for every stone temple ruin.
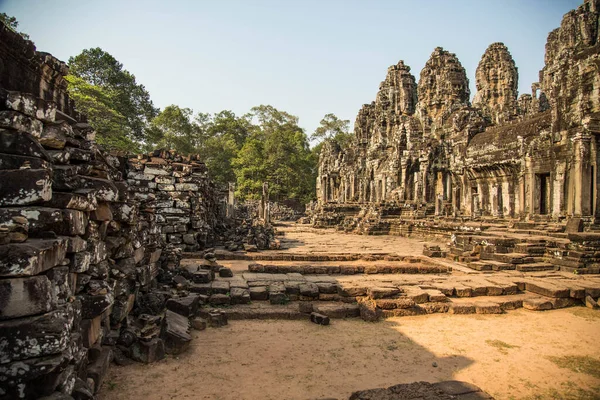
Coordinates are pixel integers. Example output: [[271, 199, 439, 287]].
[[1, 1, 600, 400], [311, 0, 600, 274], [315, 1, 599, 223]]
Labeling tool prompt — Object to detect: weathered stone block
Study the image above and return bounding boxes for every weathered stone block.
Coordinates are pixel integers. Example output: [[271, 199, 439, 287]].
[[249, 286, 268, 300], [0, 238, 67, 277], [130, 338, 166, 364], [161, 310, 192, 355], [310, 312, 330, 325], [166, 295, 200, 317], [0, 129, 50, 159], [0, 110, 43, 136], [0, 352, 70, 399], [230, 287, 251, 304], [368, 286, 401, 299], [0, 168, 52, 206], [0, 305, 73, 363]]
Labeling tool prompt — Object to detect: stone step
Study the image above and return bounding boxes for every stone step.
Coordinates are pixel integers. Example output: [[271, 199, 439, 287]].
[[222, 301, 359, 320], [513, 243, 547, 255], [492, 252, 533, 264], [247, 262, 450, 275], [206, 250, 397, 262], [516, 263, 555, 272]]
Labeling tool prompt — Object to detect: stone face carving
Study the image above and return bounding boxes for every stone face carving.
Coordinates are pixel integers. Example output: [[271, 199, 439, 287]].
[[416, 47, 471, 132], [472, 42, 519, 124], [316, 0, 600, 223]]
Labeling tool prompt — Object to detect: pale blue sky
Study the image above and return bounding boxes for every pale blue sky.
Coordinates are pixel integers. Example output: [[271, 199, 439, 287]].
[[1, 0, 581, 139]]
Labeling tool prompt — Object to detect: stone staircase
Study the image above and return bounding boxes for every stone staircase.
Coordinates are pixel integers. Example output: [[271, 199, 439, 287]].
[[177, 250, 600, 323]]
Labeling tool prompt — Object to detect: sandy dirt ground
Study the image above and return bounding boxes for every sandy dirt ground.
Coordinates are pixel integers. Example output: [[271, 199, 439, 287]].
[[99, 308, 600, 400], [273, 223, 438, 255]]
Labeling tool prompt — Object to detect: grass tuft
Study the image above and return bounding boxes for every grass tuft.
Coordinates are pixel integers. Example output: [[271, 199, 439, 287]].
[[547, 355, 600, 379]]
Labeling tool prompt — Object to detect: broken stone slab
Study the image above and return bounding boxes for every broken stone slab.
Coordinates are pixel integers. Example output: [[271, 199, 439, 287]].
[[40, 121, 73, 149], [310, 312, 330, 325], [0, 304, 73, 363], [358, 299, 381, 322], [0, 153, 50, 170], [0, 129, 51, 159], [209, 293, 231, 305], [0, 237, 67, 277], [448, 303, 476, 314], [129, 338, 166, 364], [219, 266, 234, 277], [585, 295, 599, 309], [474, 302, 503, 314], [161, 310, 192, 354], [299, 302, 314, 313], [314, 303, 360, 318], [269, 291, 289, 305], [86, 346, 112, 394], [192, 270, 213, 283], [45, 191, 98, 212], [78, 292, 114, 319], [0, 110, 43, 136], [166, 295, 201, 317], [191, 317, 207, 331], [0, 275, 56, 320], [0, 352, 70, 399], [230, 287, 251, 304], [211, 280, 230, 294], [1, 90, 56, 122], [249, 286, 268, 300], [207, 310, 228, 327], [375, 298, 416, 310], [523, 298, 553, 311], [368, 286, 401, 299], [299, 282, 319, 298], [0, 168, 52, 206]]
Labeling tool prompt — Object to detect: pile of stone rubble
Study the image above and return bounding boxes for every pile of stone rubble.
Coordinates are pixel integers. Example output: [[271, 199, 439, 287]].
[[0, 23, 229, 400]]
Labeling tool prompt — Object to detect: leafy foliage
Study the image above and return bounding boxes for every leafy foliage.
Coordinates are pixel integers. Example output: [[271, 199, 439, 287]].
[[233, 105, 315, 203], [65, 75, 140, 151], [64, 47, 324, 202], [0, 13, 30, 40], [68, 48, 158, 147]]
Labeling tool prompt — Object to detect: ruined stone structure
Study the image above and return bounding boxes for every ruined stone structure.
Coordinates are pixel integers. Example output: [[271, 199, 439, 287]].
[[0, 22, 224, 399], [316, 0, 600, 222]]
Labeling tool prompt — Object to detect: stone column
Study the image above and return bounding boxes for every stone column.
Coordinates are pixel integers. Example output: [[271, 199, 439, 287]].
[[226, 182, 235, 219], [573, 133, 593, 216], [421, 162, 429, 203]]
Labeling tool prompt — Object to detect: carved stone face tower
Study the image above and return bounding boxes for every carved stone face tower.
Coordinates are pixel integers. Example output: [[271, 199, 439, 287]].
[[417, 47, 470, 131], [375, 60, 417, 116], [472, 42, 519, 124]]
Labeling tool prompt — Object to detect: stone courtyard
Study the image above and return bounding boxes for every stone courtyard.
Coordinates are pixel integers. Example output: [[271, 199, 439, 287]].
[[1, 0, 600, 399], [98, 223, 600, 400]]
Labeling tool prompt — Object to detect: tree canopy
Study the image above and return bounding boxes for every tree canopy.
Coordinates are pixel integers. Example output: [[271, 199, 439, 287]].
[[68, 48, 158, 150], [63, 47, 354, 204]]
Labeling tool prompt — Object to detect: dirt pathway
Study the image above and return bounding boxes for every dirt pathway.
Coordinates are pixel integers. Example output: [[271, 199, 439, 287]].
[[99, 308, 600, 400]]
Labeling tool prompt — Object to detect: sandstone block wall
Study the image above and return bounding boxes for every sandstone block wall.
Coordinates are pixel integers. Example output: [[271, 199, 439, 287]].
[[316, 0, 600, 223], [0, 24, 223, 399], [128, 150, 220, 253]]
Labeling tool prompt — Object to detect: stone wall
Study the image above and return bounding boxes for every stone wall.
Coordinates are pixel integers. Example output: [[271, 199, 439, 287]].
[[128, 150, 221, 252], [316, 0, 600, 222], [0, 22, 222, 399]]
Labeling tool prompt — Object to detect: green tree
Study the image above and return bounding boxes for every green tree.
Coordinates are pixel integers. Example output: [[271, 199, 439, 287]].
[[233, 105, 315, 203], [148, 105, 199, 154], [202, 111, 252, 186], [65, 75, 140, 151], [0, 13, 30, 40], [311, 113, 352, 145], [68, 48, 158, 145]]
